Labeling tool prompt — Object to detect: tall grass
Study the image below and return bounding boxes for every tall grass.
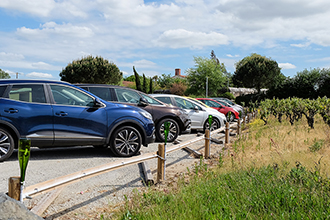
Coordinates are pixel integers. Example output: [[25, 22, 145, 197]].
[[103, 115, 330, 220]]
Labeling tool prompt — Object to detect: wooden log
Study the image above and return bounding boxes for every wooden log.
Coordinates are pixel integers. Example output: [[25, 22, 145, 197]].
[[225, 122, 230, 144], [30, 187, 64, 216], [237, 119, 241, 136], [204, 129, 210, 159], [210, 137, 223, 144], [157, 144, 165, 182], [183, 146, 203, 158], [8, 177, 20, 201], [141, 161, 154, 186]]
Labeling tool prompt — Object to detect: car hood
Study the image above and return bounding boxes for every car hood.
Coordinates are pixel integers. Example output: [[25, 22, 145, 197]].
[[205, 107, 226, 120]]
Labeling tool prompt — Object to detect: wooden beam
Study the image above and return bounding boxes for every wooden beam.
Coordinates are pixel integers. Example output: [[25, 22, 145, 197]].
[[183, 147, 203, 158], [30, 187, 64, 216], [140, 161, 154, 186]]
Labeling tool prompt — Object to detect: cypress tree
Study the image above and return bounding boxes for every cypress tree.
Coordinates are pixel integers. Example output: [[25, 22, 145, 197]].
[[133, 66, 142, 91]]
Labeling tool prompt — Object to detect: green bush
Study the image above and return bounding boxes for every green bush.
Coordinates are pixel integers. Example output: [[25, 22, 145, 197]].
[[218, 92, 235, 100]]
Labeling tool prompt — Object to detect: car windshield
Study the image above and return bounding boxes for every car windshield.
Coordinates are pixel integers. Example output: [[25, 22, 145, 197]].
[[140, 94, 164, 105], [186, 97, 210, 108]]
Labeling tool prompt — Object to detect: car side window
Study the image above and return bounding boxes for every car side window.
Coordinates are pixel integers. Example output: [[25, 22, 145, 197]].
[[206, 100, 220, 108], [88, 87, 112, 101], [114, 88, 140, 103], [155, 96, 172, 105], [174, 97, 197, 110], [8, 84, 47, 103], [50, 85, 94, 107], [0, 85, 7, 97], [140, 94, 163, 105]]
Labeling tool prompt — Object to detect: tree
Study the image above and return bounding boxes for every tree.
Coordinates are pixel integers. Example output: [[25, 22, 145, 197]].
[[149, 77, 153, 94], [185, 56, 227, 97], [142, 74, 147, 93], [157, 73, 174, 89], [60, 55, 122, 84], [170, 81, 187, 96], [292, 68, 321, 99], [123, 75, 135, 82], [318, 68, 330, 98], [233, 53, 283, 92], [0, 69, 10, 79], [133, 66, 142, 91]]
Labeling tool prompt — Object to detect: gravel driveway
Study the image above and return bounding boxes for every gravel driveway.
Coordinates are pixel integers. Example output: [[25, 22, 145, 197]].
[[0, 129, 228, 219]]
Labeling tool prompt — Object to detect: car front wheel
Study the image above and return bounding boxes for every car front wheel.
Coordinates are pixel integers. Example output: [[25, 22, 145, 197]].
[[203, 118, 220, 132], [226, 112, 235, 122], [0, 128, 15, 162], [156, 118, 179, 143], [110, 126, 142, 157]]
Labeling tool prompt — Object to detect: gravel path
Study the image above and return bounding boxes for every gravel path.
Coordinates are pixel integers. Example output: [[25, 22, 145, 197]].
[[0, 129, 229, 219]]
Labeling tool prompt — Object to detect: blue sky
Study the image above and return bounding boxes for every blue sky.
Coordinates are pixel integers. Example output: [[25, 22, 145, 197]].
[[1, 0, 330, 80]]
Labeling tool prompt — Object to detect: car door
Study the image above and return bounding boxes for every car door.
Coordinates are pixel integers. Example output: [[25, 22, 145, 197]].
[[0, 84, 54, 146], [173, 97, 205, 129], [49, 84, 108, 146]]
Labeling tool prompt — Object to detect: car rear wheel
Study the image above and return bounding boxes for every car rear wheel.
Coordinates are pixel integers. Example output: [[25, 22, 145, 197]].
[[110, 126, 142, 157], [203, 118, 220, 132], [0, 128, 15, 162], [156, 118, 179, 143]]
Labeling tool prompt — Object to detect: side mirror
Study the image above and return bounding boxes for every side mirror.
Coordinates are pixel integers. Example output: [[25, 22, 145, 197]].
[[93, 98, 103, 108], [138, 98, 149, 107], [194, 106, 199, 112]]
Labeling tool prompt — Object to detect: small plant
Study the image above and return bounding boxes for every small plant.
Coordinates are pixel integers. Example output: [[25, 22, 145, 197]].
[[309, 138, 324, 152], [218, 152, 224, 168]]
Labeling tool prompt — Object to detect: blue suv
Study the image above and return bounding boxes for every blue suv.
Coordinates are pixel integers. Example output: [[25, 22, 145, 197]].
[[0, 80, 155, 162]]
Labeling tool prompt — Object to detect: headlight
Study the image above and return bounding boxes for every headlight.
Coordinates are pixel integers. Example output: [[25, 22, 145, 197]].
[[139, 111, 153, 120]]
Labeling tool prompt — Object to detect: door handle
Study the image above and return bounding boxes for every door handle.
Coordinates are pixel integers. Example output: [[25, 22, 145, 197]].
[[55, 111, 68, 116], [4, 108, 19, 113]]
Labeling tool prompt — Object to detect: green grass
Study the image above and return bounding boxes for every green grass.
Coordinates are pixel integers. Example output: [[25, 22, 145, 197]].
[[104, 116, 330, 220], [111, 161, 330, 220]]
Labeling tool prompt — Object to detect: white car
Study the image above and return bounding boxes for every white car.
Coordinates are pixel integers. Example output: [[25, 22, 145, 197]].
[[150, 94, 227, 131]]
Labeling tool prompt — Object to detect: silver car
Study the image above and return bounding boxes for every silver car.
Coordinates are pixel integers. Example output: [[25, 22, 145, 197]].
[[150, 94, 227, 131]]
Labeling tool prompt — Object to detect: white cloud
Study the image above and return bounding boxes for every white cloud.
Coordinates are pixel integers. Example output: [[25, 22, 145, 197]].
[[26, 72, 54, 78], [133, 60, 157, 68], [156, 29, 229, 49], [0, 0, 55, 17], [226, 54, 240, 58], [0, 52, 24, 60], [279, 63, 296, 69], [290, 43, 311, 48], [16, 22, 94, 39]]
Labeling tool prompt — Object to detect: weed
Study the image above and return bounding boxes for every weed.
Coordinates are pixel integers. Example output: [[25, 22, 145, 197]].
[[309, 138, 324, 152]]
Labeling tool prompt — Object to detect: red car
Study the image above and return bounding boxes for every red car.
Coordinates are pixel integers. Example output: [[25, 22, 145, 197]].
[[196, 98, 239, 122]]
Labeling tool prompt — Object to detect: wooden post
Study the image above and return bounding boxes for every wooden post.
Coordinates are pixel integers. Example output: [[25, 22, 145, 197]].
[[157, 144, 165, 182], [225, 122, 230, 144], [204, 129, 210, 159], [8, 177, 20, 201], [237, 119, 241, 136]]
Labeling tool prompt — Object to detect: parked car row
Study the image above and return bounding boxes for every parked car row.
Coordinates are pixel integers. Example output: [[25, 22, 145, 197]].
[[0, 79, 243, 162], [0, 80, 155, 162]]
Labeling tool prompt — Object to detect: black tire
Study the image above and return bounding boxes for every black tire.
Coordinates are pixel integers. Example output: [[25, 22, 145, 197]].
[[203, 118, 220, 132], [156, 118, 179, 142], [226, 112, 235, 122], [0, 128, 15, 162], [110, 126, 142, 157]]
